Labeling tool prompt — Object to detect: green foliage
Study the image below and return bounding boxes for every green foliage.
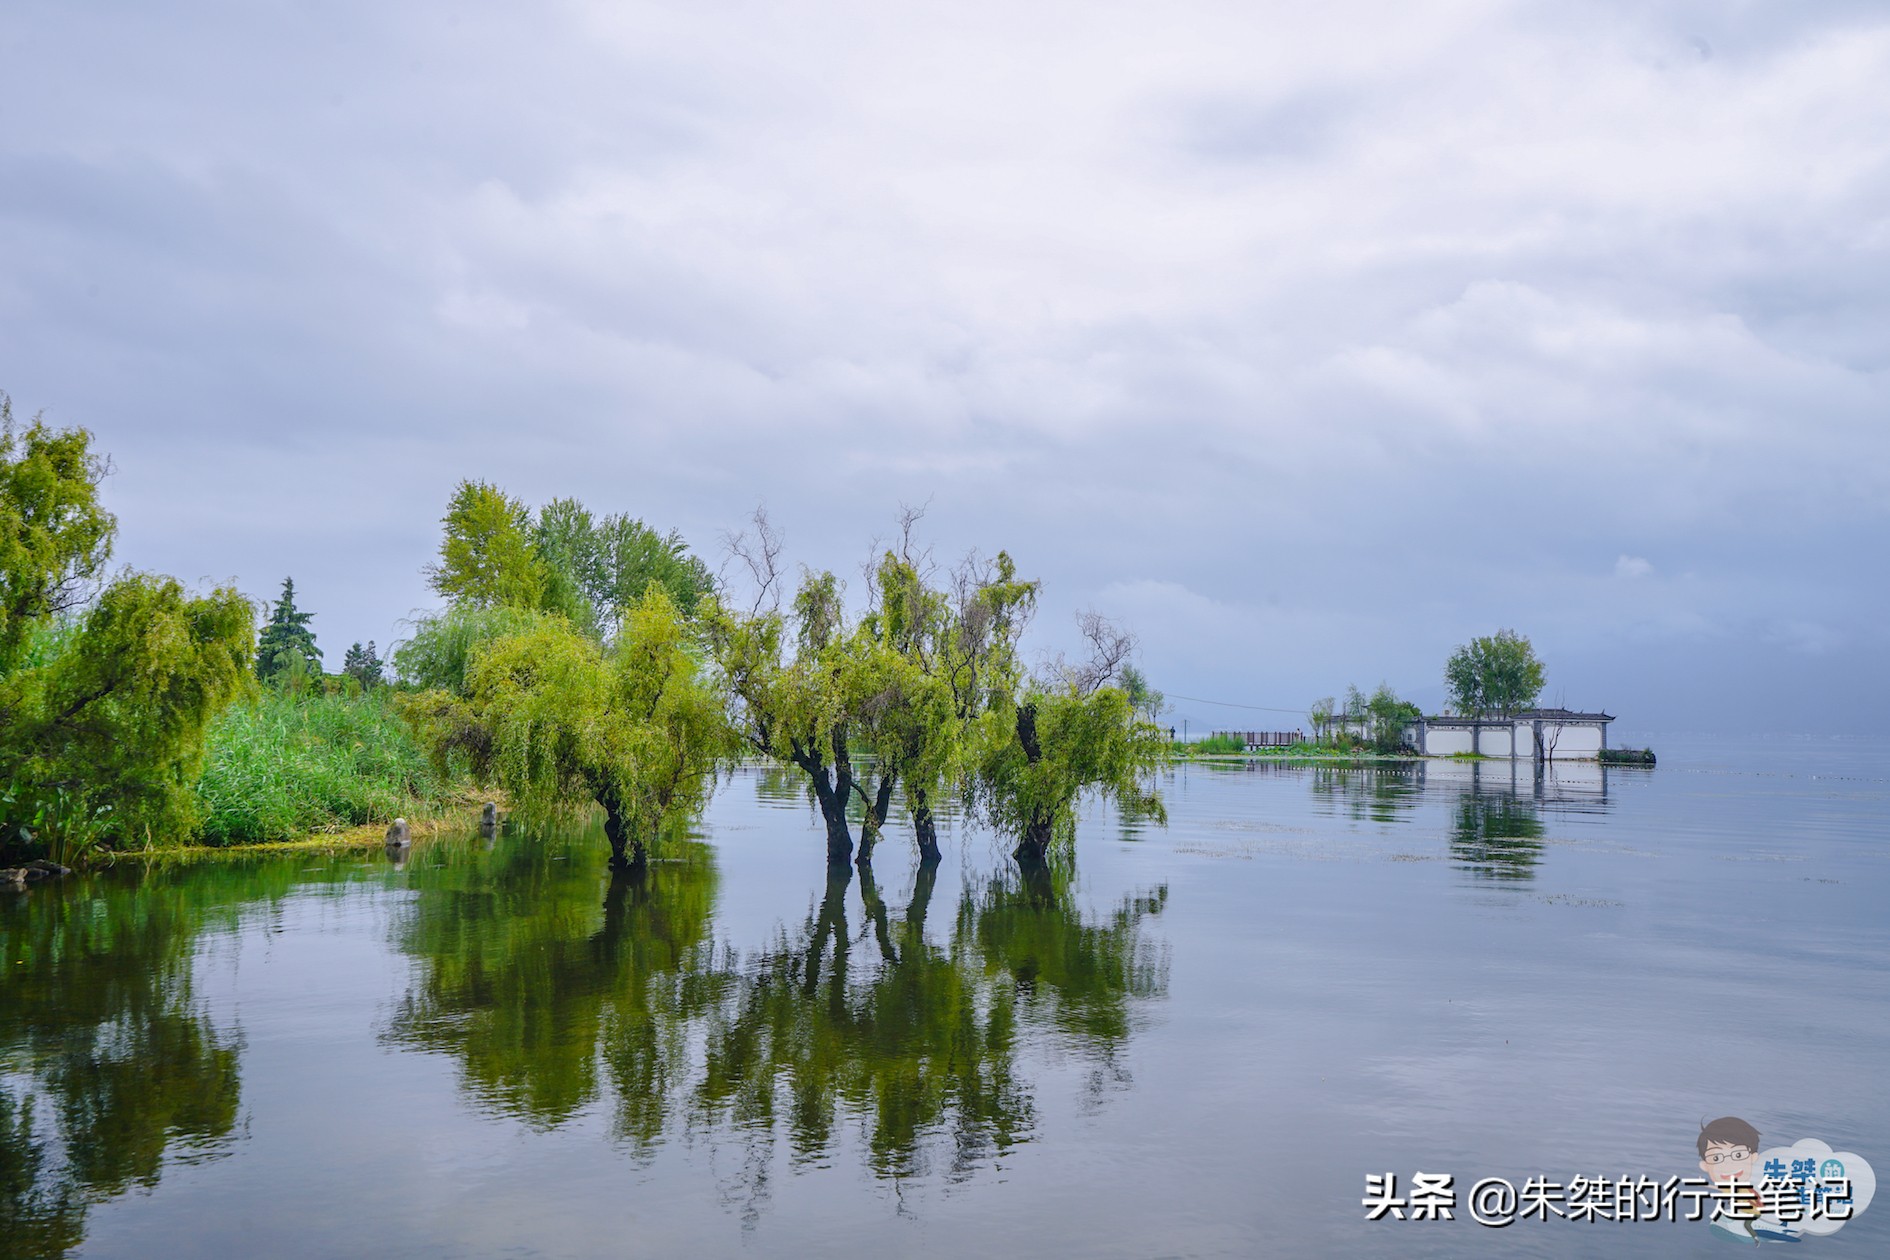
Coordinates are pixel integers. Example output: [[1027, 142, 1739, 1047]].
[[0, 395, 118, 677], [707, 533, 1165, 866], [1, 408, 258, 861], [255, 576, 320, 683], [392, 603, 550, 697], [1187, 732, 1250, 755], [1, 574, 255, 862], [533, 497, 713, 634], [194, 689, 460, 845], [975, 682, 1168, 862], [428, 480, 545, 609], [1118, 664, 1165, 721], [1308, 695, 1336, 740], [1363, 682, 1419, 754], [423, 481, 712, 638], [408, 588, 730, 865], [1444, 629, 1546, 716], [1599, 746, 1656, 766], [341, 640, 383, 689], [702, 570, 874, 864]]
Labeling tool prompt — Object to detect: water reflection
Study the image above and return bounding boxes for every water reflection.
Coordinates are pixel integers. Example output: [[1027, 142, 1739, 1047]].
[[383, 833, 1169, 1202], [1192, 757, 1618, 882], [1448, 793, 1546, 880], [1, 869, 259, 1256], [382, 835, 721, 1135], [1308, 763, 1422, 824]]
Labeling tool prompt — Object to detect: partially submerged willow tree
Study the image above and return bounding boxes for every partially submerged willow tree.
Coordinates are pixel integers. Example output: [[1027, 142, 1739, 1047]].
[[399, 481, 728, 869], [705, 510, 1167, 868], [401, 488, 1165, 871], [0, 395, 254, 863]]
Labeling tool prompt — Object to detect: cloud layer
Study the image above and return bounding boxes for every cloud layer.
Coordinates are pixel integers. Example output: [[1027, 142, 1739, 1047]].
[[4, 0, 1885, 732]]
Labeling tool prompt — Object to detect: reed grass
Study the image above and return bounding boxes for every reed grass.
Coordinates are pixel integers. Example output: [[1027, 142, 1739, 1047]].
[[195, 690, 462, 845]]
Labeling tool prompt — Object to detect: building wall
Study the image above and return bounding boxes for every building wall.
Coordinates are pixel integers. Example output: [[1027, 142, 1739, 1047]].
[[1424, 726, 1475, 755], [1540, 723, 1603, 757], [1417, 719, 1609, 760]]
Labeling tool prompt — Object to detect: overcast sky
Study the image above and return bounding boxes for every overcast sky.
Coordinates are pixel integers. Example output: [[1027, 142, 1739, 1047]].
[[4, 1, 1885, 737]]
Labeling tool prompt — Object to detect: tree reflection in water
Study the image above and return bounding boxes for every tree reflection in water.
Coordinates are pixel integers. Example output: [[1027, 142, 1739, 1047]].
[[1448, 792, 1546, 880], [1, 869, 252, 1257], [383, 834, 1169, 1206]]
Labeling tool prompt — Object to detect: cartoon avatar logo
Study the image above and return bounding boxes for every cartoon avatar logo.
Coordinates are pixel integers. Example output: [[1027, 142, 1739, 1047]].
[[1696, 1118, 1877, 1242], [1698, 1116, 1764, 1239]]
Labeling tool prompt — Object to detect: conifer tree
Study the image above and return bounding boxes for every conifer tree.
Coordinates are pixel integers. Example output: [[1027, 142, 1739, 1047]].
[[256, 577, 320, 683]]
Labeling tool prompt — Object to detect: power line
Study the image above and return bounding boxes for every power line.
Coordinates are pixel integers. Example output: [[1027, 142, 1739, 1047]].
[[1162, 692, 1309, 716]]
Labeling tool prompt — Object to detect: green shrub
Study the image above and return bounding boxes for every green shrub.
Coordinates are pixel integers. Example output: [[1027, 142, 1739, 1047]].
[[194, 690, 458, 845], [1182, 732, 1250, 755]]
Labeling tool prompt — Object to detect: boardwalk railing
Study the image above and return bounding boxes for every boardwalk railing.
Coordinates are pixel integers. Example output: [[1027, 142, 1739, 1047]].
[[1212, 730, 1305, 749]]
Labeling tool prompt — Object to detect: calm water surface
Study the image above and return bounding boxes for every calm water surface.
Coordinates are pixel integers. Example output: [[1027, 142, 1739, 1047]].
[[4, 735, 1887, 1258]]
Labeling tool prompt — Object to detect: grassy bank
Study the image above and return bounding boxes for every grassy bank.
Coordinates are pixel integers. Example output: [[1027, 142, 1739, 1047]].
[[112, 816, 468, 866], [194, 690, 469, 846]]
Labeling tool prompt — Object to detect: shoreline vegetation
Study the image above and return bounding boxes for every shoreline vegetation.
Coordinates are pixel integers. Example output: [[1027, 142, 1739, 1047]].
[[2, 403, 1647, 879], [194, 690, 471, 846], [102, 815, 467, 865]]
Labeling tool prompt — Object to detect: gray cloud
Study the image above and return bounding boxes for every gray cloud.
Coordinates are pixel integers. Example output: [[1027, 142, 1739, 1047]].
[[3, 0, 1885, 732]]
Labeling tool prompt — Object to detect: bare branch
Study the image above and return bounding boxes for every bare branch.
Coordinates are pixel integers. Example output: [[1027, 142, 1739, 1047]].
[[718, 505, 786, 615], [1055, 609, 1136, 695]]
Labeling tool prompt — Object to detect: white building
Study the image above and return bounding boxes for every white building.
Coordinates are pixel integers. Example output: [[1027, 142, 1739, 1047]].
[[1410, 709, 1613, 761]]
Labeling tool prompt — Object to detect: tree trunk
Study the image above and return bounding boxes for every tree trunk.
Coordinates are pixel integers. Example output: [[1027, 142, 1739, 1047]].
[[910, 785, 941, 865], [1010, 703, 1053, 863], [855, 769, 896, 868], [599, 790, 646, 872], [793, 736, 857, 867], [1013, 811, 1054, 864]]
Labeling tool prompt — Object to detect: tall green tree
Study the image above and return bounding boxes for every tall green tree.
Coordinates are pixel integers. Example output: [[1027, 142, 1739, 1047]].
[[1308, 696, 1337, 743], [1444, 629, 1546, 717], [255, 577, 320, 683], [534, 498, 712, 633], [1, 405, 254, 861], [427, 480, 546, 610], [1118, 664, 1165, 723], [0, 395, 117, 677], [421, 481, 712, 640]]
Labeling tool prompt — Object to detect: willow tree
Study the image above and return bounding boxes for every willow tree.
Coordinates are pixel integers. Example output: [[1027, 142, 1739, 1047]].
[[407, 588, 728, 869], [703, 566, 879, 867], [974, 612, 1169, 865], [1, 400, 254, 861]]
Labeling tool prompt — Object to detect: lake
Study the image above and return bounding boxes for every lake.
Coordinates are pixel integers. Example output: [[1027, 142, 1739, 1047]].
[[4, 735, 1886, 1258]]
